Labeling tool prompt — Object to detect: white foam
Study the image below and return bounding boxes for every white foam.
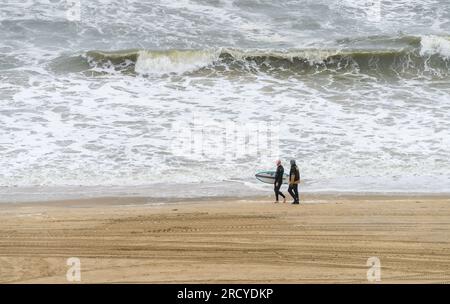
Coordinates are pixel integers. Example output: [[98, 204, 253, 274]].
[[134, 50, 220, 75], [1, 0, 450, 198], [420, 35, 450, 58]]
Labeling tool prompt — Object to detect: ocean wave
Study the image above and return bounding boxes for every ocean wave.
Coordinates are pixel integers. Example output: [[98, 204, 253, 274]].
[[50, 35, 450, 77], [420, 35, 450, 58], [134, 49, 221, 75]]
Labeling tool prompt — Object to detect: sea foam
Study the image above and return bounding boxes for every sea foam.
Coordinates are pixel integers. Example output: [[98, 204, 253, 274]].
[[420, 35, 450, 58], [134, 49, 220, 75]]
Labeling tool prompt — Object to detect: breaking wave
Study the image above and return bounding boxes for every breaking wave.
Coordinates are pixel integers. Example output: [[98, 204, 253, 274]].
[[51, 35, 450, 77]]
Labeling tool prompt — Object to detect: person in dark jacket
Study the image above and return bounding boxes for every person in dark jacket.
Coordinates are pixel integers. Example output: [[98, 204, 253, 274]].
[[274, 160, 286, 203], [288, 159, 300, 204]]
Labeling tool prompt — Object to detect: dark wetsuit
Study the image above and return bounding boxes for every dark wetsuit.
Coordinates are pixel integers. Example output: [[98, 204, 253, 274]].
[[288, 165, 300, 203], [274, 165, 285, 201]]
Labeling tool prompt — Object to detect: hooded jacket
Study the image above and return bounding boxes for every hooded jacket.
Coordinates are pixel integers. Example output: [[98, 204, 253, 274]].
[[289, 164, 300, 184]]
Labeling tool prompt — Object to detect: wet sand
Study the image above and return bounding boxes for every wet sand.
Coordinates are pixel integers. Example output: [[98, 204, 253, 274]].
[[0, 194, 449, 283]]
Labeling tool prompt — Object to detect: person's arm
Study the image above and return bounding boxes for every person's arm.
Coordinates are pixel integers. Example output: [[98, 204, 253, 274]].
[[274, 167, 280, 185]]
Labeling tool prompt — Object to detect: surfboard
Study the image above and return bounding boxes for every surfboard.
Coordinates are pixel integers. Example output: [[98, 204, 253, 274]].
[[255, 171, 289, 184]]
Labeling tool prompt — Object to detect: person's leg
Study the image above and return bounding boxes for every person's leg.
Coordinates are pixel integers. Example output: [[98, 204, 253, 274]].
[[274, 184, 279, 202], [293, 184, 299, 203], [279, 187, 285, 203], [288, 185, 295, 202]]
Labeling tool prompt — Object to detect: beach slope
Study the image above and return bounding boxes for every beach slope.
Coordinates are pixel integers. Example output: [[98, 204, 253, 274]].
[[0, 195, 449, 283]]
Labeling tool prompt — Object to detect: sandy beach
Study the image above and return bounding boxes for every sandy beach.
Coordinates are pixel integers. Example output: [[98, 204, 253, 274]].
[[0, 194, 449, 283]]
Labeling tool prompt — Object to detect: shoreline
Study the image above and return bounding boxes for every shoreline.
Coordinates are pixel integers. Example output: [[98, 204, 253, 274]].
[[1, 194, 449, 283], [2, 180, 450, 203], [1, 192, 450, 207]]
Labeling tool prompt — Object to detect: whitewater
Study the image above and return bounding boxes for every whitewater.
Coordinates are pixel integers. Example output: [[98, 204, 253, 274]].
[[0, 0, 450, 201]]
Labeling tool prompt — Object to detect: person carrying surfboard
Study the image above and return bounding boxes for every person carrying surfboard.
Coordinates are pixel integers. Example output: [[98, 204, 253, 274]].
[[274, 160, 286, 203], [288, 159, 300, 204]]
